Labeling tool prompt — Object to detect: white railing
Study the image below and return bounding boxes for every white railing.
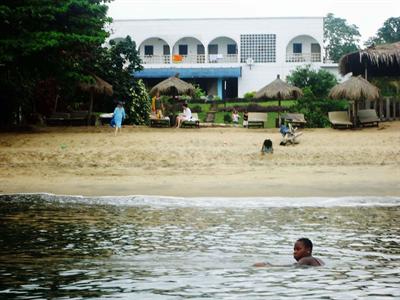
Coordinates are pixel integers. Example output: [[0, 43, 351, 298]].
[[141, 55, 170, 64], [140, 54, 239, 64], [286, 53, 321, 63], [208, 54, 238, 63]]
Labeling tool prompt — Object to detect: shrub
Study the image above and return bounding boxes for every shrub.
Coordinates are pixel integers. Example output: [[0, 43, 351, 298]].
[[289, 87, 347, 127], [191, 105, 202, 113], [223, 113, 232, 123], [244, 91, 256, 99]]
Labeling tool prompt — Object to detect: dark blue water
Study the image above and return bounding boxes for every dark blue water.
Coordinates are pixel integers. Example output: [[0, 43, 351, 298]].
[[0, 194, 399, 299]]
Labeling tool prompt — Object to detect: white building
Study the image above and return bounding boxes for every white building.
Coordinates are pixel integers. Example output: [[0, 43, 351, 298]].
[[109, 17, 338, 98]]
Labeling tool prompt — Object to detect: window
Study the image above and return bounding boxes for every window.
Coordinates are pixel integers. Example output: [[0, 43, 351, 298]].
[[240, 34, 276, 63], [144, 45, 153, 56], [227, 44, 237, 54], [163, 45, 170, 55], [293, 43, 302, 54], [179, 45, 188, 55], [197, 44, 205, 55], [208, 44, 218, 54], [311, 43, 321, 53]]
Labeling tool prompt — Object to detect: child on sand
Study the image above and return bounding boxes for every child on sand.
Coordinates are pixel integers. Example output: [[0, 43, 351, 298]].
[[113, 101, 126, 136], [254, 238, 324, 267], [243, 110, 248, 128], [232, 109, 240, 127]]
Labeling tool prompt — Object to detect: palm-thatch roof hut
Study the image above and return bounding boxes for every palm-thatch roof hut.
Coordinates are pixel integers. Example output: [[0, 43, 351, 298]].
[[329, 75, 380, 126], [329, 76, 380, 101], [339, 42, 400, 78], [79, 75, 113, 120], [255, 75, 303, 104], [149, 75, 195, 97]]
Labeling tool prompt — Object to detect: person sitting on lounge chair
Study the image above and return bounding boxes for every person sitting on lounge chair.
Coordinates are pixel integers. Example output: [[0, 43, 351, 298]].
[[175, 103, 192, 128], [280, 122, 302, 145]]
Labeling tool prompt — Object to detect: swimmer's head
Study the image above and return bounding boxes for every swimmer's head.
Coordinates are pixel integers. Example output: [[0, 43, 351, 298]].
[[293, 238, 313, 261]]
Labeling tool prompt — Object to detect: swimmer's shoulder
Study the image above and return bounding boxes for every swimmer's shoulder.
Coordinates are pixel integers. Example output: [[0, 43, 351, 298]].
[[298, 256, 324, 266]]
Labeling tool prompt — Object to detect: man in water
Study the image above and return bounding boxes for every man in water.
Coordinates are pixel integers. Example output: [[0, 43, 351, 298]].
[[254, 238, 324, 267]]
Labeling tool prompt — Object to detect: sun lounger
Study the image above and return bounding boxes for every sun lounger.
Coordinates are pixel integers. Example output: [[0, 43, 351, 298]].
[[181, 113, 200, 128], [248, 112, 267, 128], [150, 115, 170, 128], [328, 111, 353, 129], [282, 113, 307, 127], [47, 111, 89, 126], [358, 109, 380, 127]]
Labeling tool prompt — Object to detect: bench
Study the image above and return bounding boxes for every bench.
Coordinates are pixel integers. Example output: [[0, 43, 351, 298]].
[[181, 113, 200, 128], [328, 111, 353, 129], [47, 111, 89, 126], [248, 112, 267, 128], [282, 113, 307, 127], [358, 109, 380, 127], [150, 117, 170, 128]]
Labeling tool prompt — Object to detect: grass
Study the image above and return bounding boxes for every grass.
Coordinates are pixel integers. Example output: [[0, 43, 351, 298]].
[[189, 100, 296, 128]]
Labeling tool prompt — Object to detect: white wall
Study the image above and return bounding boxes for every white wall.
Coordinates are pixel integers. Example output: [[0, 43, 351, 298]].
[[109, 17, 333, 97]]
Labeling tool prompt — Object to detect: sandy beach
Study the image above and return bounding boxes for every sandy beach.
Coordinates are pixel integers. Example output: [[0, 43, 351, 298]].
[[0, 122, 399, 197]]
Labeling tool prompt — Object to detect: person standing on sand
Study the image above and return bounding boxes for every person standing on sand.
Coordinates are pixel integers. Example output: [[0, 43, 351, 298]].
[[243, 110, 248, 128], [232, 109, 240, 127], [113, 101, 126, 136]]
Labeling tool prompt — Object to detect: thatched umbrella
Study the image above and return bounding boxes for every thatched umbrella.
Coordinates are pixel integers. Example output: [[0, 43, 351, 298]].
[[329, 75, 380, 126], [339, 42, 400, 79], [255, 74, 303, 125], [255, 74, 303, 105], [149, 74, 195, 97], [79, 75, 113, 120]]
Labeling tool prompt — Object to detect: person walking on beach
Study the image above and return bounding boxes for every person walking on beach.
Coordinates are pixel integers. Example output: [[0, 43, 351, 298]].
[[113, 101, 126, 136], [243, 110, 248, 128], [232, 109, 240, 127], [175, 102, 192, 128]]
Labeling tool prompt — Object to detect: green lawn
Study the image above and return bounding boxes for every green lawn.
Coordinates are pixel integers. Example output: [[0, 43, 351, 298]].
[[190, 100, 296, 128]]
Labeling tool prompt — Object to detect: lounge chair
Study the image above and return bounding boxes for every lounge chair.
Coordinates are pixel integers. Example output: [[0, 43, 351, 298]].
[[282, 113, 307, 127], [248, 112, 267, 128], [181, 113, 200, 128], [328, 111, 353, 129], [358, 109, 380, 127], [150, 114, 170, 128]]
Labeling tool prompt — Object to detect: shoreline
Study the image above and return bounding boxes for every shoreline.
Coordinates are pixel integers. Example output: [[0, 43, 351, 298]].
[[1, 123, 399, 198]]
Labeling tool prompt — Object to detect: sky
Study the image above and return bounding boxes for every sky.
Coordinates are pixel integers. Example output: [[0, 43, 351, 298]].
[[107, 0, 398, 45]]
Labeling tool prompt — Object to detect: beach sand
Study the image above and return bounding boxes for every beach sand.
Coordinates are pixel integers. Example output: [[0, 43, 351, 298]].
[[0, 122, 399, 197]]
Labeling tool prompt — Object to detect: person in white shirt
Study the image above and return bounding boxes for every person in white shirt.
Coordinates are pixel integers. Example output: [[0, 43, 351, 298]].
[[175, 103, 192, 128]]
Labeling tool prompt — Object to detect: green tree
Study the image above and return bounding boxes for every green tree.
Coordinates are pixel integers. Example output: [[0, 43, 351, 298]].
[[0, 0, 112, 126], [286, 65, 338, 98], [287, 65, 346, 127], [324, 13, 361, 62], [94, 36, 150, 125], [365, 17, 400, 46]]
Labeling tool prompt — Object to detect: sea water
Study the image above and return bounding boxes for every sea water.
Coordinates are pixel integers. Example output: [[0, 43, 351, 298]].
[[0, 194, 399, 299]]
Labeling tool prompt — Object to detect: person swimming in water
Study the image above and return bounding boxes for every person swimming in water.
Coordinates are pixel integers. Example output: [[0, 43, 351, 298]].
[[254, 238, 324, 267]]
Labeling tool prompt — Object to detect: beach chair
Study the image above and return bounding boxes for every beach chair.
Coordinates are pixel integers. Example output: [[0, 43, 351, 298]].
[[248, 112, 267, 128], [358, 109, 380, 127], [46, 112, 71, 126], [282, 113, 307, 127], [150, 114, 170, 128], [181, 113, 200, 128], [328, 111, 353, 129]]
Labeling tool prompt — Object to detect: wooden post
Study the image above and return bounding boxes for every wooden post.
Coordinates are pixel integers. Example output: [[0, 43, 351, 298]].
[[88, 90, 94, 126]]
